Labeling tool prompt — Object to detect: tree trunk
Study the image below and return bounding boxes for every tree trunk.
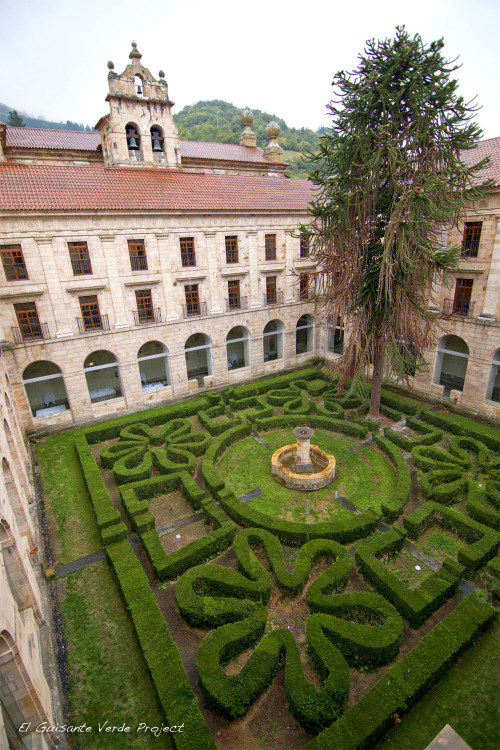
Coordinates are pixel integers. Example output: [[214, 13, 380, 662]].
[[369, 347, 384, 418]]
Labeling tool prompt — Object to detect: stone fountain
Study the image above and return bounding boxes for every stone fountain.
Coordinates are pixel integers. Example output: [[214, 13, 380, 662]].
[[271, 426, 336, 491]]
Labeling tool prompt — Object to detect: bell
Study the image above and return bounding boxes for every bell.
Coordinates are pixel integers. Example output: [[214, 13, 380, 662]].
[[128, 137, 139, 150], [137, 85, 143, 95], [152, 138, 163, 152]]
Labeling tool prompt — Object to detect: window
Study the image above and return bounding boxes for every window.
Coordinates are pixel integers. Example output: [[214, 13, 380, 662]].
[[22, 361, 69, 417], [486, 350, 500, 403], [137, 341, 169, 390], [184, 285, 200, 316], [84, 350, 122, 403], [296, 314, 314, 354], [227, 326, 249, 370], [128, 240, 147, 271], [185, 333, 212, 385], [263, 319, 284, 362], [227, 280, 241, 310], [135, 290, 154, 324], [79, 295, 103, 332], [266, 276, 277, 305], [327, 317, 344, 355], [461, 222, 481, 258], [299, 273, 309, 300], [434, 335, 469, 392], [299, 234, 309, 258], [68, 242, 92, 275], [1, 245, 28, 281], [453, 279, 473, 316], [14, 302, 43, 342], [180, 237, 196, 267], [265, 234, 276, 261], [225, 236, 238, 264]]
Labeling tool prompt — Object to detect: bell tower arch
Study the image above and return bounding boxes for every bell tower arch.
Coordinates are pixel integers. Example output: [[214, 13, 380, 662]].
[[95, 42, 181, 169]]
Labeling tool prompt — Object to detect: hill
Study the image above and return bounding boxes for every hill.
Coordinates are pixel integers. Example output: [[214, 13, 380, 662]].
[[0, 99, 320, 177]]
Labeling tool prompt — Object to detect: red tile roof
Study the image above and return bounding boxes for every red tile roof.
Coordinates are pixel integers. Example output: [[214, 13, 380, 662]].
[[5, 126, 102, 151], [0, 164, 313, 212], [461, 136, 500, 186], [4, 126, 273, 164]]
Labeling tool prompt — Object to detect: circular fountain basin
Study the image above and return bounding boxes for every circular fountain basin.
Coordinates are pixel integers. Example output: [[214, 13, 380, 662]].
[[271, 444, 336, 491]]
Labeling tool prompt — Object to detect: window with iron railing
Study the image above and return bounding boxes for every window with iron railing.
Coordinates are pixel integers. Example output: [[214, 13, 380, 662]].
[[13, 302, 48, 342], [299, 273, 309, 300], [1, 245, 29, 281], [227, 280, 241, 310], [265, 234, 277, 261], [299, 234, 310, 258], [452, 278, 473, 316], [135, 289, 159, 324], [184, 284, 200, 316], [180, 237, 196, 267], [68, 242, 92, 275], [461, 222, 481, 258], [225, 236, 238, 264], [128, 240, 148, 271], [79, 295, 103, 332], [265, 276, 278, 305]]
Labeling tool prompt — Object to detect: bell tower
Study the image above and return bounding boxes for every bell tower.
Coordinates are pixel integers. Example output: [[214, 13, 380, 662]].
[[95, 42, 181, 169]]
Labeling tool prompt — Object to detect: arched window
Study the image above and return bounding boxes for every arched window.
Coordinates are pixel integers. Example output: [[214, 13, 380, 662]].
[[137, 341, 169, 391], [134, 75, 144, 97], [84, 351, 122, 403], [22, 361, 69, 417], [327, 317, 344, 355], [486, 349, 500, 403], [150, 126, 165, 156], [227, 327, 249, 371], [434, 335, 469, 392], [296, 314, 314, 355], [185, 334, 212, 386], [263, 319, 284, 362], [126, 123, 141, 152]]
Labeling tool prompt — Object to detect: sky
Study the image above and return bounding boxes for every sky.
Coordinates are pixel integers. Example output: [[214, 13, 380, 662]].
[[1, 0, 499, 139]]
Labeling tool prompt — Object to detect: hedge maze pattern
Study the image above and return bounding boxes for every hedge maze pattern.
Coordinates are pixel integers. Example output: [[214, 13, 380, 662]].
[[73, 368, 499, 750]]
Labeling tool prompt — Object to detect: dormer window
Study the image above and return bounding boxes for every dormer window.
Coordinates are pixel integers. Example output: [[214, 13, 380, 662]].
[[134, 75, 144, 97]]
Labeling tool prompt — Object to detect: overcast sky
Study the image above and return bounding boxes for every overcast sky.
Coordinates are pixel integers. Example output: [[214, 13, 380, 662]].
[[2, 0, 499, 139]]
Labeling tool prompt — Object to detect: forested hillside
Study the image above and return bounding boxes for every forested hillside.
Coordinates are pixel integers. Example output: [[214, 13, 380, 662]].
[[1, 99, 320, 177]]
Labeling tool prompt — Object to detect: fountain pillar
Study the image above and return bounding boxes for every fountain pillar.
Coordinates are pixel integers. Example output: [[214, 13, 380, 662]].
[[293, 426, 315, 473]]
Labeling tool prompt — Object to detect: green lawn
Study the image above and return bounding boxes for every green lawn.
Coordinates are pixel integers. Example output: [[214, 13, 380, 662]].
[[217, 428, 397, 521], [377, 620, 500, 750]]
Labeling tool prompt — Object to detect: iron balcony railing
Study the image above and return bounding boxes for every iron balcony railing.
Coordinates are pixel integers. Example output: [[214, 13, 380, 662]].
[[442, 299, 475, 318], [182, 300, 207, 318], [77, 313, 110, 334], [263, 290, 283, 306], [226, 296, 248, 312], [130, 255, 148, 271], [12, 321, 50, 343], [3, 262, 29, 281], [71, 258, 92, 275], [133, 307, 162, 325]]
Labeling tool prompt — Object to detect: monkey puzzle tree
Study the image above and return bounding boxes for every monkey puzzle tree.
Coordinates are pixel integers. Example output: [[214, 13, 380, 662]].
[[307, 27, 489, 417]]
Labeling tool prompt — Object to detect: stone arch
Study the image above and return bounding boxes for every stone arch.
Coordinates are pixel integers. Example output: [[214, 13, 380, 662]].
[[22, 360, 70, 417], [486, 348, 500, 403], [137, 341, 169, 390], [434, 335, 469, 392], [185, 333, 212, 386], [296, 314, 314, 355], [150, 124, 165, 155], [84, 350, 123, 403], [126, 122, 141, 151], [1, 458, 29, 537], [263, 319, 284, 362], [227, 326, 249, 370]]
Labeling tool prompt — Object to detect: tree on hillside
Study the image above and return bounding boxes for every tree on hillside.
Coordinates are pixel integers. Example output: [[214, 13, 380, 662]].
[[306, 26, 490, 417], [8, 109, 26, 127]]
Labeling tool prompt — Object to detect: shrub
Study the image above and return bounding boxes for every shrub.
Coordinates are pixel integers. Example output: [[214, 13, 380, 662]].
[[380, 392, 420, 416], [418, 409, 500, 452], [355, 528, 464, 627], [384, 418, 442, 452], [74, 434, 121, 533], [374, 436, 411, 521]]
